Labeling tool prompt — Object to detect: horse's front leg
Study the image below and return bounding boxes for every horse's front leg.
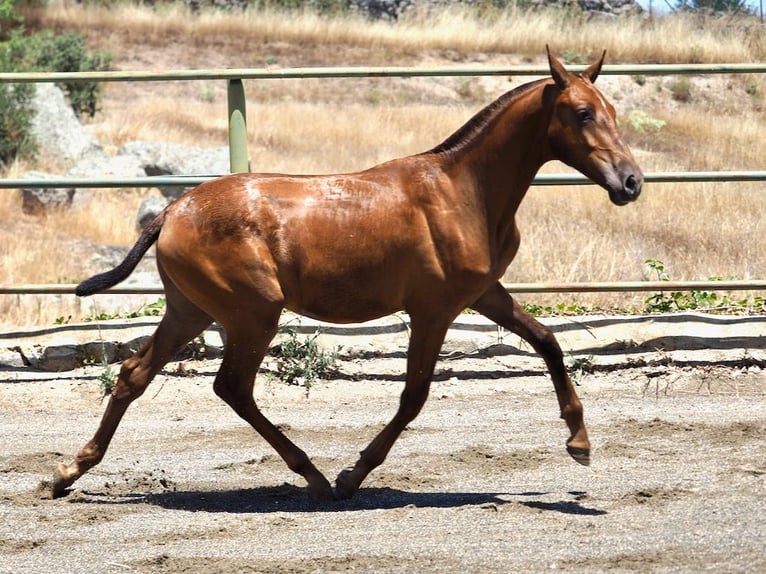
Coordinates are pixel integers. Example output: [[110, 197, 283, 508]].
[[470, 282, 590, 465], [335, 316, 451, 499]]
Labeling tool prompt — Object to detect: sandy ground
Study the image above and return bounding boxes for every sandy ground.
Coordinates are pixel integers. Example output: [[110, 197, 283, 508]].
[[1, 313, 765, 573]]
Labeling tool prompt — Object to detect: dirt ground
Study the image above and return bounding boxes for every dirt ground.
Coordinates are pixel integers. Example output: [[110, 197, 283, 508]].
[[1, 313, 765, 573]]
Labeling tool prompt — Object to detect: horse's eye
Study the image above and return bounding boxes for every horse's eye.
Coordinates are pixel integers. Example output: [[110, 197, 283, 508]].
[[577, 108, 595, 125]]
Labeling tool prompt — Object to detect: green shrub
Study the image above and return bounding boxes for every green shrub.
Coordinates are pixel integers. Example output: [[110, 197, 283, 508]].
[[0, 45, 36, 164], [0, 5, 111, 165], [7, 30, 112, 118], [272, 327, 340, 391]]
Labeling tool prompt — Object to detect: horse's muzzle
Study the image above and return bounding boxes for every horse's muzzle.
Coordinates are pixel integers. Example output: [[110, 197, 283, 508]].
[[608, 170, 643, 206]]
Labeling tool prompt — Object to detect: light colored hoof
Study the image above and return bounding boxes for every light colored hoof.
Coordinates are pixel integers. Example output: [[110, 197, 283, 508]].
[[51, 463, 74, 499], [567, 445, 591, 467]]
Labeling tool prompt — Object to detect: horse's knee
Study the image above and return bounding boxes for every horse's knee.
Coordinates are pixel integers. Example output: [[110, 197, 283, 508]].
[[110, 357, 152, 400], [535, 327, 564, 363]]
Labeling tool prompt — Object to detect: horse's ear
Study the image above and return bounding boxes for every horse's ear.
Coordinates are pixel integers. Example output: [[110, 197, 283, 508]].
[[582, 50, 606, 83], [546, 45, 570, 91]]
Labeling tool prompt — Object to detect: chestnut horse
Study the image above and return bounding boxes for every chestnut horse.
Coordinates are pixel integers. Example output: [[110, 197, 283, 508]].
[[53, 49, 642, 500]]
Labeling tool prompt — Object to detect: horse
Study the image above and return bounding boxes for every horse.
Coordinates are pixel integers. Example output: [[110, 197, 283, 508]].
[[52, 48, 643, 501]]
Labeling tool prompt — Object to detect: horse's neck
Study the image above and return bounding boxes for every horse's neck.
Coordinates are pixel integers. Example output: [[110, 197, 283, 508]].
[[449, 87, 551, 229]]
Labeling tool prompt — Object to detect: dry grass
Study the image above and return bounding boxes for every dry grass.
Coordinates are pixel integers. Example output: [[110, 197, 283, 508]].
[[3, 2, 766, 326], [30, 2, 766, 63]]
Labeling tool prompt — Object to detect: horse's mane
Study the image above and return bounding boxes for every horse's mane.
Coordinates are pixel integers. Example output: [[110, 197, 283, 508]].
[[427, 78, 548, 158]]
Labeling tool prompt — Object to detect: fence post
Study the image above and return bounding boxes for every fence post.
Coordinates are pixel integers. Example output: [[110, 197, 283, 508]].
[[227, 79, 249, 173]]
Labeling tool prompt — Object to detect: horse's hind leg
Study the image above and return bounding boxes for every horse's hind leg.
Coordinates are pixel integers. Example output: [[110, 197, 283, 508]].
[[52, 292, 212, 498], [212, 319, 334, 502], [470, 282, 590, 465]]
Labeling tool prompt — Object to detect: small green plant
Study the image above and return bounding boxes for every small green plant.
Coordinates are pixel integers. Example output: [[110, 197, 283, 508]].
[[272, 327, 340, 393], [642, 259, 764, 314], [523, 301, 597, 317], [84, 298, 166, 321], [668, 77, 692, 103], [627, 111, 666, 134], [561, 50, 586, 65], [98, 361, 117, 399], [567, 354, 595, 386], [126, 298, 167, 318], [744, 82, 762, 99], [644, 258, 670, 282]]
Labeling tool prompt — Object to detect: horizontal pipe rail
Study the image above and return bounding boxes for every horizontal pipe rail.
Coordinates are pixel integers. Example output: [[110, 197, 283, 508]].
[[2, 63, 764, 300], [1, 63, 766, 84], [3, 171, 766, 189], [3, 280, 765, 296]]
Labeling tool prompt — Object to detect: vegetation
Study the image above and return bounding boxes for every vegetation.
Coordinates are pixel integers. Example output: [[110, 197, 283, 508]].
[[271, 327, 340, 393], [0, 1, 110, 164]]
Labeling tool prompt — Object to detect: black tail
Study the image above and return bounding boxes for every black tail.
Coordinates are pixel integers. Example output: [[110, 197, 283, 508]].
[[75, 212, 166, 297]]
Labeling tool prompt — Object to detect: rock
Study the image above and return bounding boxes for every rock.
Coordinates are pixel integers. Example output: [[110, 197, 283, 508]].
[[68, 152, 145, 179], [30, 83, 103, 165], [118, 141, 229, 199], [35, 344, 82, 372], [21, 183, 75, 215], [0, 347, 27, 369], [136, 196, 170, 230]]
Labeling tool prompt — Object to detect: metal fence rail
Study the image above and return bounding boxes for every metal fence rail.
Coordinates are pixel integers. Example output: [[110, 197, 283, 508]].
[[2, 280, 766, 296], [2, 63, 766, 83], [2, 63, 765, 298], [3, 171, 766, 189]]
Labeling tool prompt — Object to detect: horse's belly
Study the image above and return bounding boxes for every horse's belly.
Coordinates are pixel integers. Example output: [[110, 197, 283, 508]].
[[282, 271, 406, 324]]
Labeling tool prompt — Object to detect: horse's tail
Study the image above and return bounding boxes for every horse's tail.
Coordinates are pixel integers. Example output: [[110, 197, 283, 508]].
[[76, 211, 166, 297]]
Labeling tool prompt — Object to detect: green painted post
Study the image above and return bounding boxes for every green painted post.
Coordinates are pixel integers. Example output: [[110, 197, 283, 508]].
[[227, 79, 249, 173]]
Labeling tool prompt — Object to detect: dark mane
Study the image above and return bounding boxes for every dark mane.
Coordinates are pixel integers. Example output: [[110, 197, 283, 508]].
[[427, 78, 547, 157]]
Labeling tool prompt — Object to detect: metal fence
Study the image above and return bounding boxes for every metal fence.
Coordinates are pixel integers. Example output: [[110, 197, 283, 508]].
[[2, 63, 765, 296]]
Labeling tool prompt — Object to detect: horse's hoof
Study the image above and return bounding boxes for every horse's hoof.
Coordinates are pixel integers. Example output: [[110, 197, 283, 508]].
[[334, 468, 358, 500], [306, 481, 335, 503], [51, 464, 73, 499], [566, 445, 591, 466]]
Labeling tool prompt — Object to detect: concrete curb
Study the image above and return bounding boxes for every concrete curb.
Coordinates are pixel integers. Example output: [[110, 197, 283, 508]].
[[1, 312, 765, 373]]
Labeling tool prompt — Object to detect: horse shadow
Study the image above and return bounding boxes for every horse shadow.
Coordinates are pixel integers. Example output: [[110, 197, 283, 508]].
[[73, 484, 607, 516]]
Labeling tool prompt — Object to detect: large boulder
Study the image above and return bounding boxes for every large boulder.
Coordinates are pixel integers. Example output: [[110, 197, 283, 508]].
[[30, 83, 103, 165], [118, 141, 229, 199]]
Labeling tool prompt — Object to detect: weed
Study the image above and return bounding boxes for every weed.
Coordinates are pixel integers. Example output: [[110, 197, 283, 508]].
[[627, 111, 666, 133], [642, 259, 764, 314], [98, 361, 116, 399], [125, 298, 166, 318], [271, 327, 340, 394], [644, 258, 670, 282], [668, 77, 692, 102], [523, 301, 596, 317], [744, 82, 762, 99], [561, 49, 586, 65], [83, 298, 166, 321], [567, 354, 595, 386]]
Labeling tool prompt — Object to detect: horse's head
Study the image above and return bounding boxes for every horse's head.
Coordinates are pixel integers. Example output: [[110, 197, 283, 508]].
[[545, 47, 643, 206]]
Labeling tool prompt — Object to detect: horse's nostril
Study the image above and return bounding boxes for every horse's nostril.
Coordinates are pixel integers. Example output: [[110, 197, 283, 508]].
[[625, 174, 637, 194]]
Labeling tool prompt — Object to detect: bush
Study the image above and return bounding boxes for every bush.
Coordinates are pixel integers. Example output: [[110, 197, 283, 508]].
[[0, 45, 36, 165], [8, 30, 112, 118], [0, 3, 111, 165]]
